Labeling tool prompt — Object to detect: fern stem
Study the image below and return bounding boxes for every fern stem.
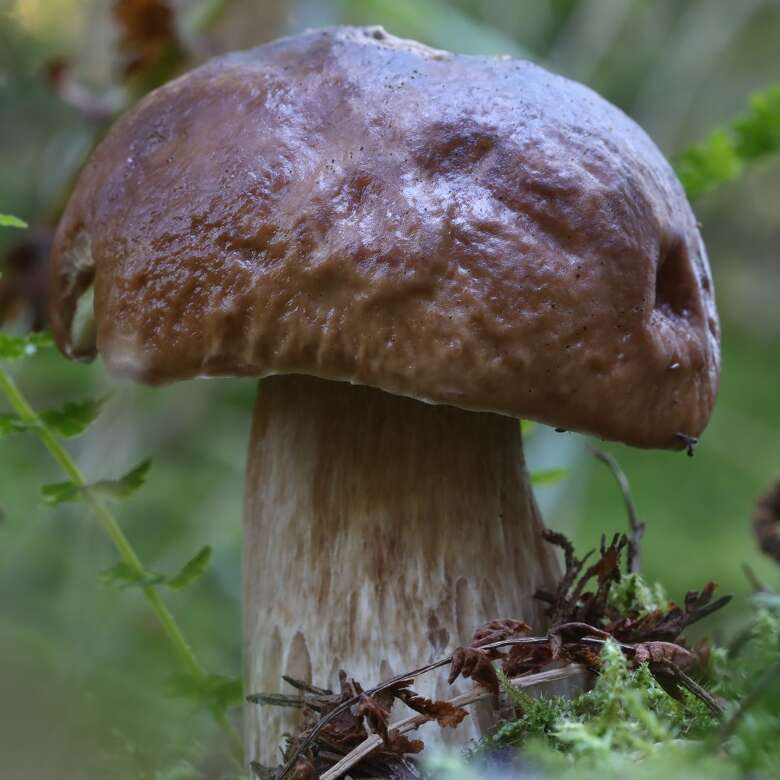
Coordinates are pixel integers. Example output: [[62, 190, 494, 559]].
[[0, 366, 244, 766]]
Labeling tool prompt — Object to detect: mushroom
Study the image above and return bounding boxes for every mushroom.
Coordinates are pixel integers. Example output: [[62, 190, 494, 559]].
[[48, 26, 720, 763]]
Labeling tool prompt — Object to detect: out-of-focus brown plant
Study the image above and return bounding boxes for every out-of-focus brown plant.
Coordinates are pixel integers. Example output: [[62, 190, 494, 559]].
[[113, 0, 185, 96], [1, 0, 230, 332]]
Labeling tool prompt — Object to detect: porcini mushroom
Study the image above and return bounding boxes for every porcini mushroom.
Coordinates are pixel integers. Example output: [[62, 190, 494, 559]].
[[48, 26, 720, 763]]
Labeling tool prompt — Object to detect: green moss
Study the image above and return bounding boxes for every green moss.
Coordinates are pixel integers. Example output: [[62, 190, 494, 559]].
[[607, 573, 668, 617], [453, 607, 780, 780]]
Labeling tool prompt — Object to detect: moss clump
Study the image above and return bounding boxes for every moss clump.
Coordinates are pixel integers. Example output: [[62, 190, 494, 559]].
[[431, 604, 780, 780], [607, 573, 668, 617], [474, 640, 715, 760]]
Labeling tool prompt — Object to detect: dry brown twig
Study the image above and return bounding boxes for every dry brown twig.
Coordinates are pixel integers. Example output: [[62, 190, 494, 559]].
[[590, 447, 646, 573], [267, 635, 551, 779], [257, 628, 724, 779], [741, 562, 767, 594], [319, 664, 590, 780], [653, 659, 724, 717]]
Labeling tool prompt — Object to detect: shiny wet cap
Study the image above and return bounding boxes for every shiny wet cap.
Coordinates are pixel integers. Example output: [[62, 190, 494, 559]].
[[49, 25, 720, 449]]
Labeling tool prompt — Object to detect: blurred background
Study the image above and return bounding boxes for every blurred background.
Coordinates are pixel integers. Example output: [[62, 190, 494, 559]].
[[1, 1, 778, 778]]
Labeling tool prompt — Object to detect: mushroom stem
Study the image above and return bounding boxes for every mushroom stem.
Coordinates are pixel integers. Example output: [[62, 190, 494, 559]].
[[243, 375, 561, 763]]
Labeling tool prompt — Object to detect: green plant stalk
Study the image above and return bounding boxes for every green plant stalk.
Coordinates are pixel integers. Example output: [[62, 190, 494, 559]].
[[0, 366, 244, 766]]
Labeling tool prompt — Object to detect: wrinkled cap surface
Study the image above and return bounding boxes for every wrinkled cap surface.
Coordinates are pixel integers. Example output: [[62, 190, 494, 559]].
[[49, 26, 720, 449]]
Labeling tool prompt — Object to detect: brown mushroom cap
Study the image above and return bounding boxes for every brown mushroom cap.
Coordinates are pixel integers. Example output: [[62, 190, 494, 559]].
[[49, 26, 719, 449]]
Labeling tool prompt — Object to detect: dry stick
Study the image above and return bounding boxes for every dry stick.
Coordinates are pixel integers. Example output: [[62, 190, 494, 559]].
[[655, 659, 724, 717], [682, 594, 733, 629], [589, 447, 645, 573], [320, 664, 590, 780], [272, 636, 550, 779], [323, 639, 720, 779], [741, 562, 768, 594], [249, 692, 306, 708], [283, 675, 334, 696], [272, 631, 724, 778], [272, 634, 648, 779]]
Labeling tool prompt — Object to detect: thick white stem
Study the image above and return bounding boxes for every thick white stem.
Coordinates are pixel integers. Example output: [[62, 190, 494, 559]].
[[243, 376, 561, 765]]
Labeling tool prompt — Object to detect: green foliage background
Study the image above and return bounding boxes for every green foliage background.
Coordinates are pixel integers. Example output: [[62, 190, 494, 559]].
[[1, 1, 780, 778]]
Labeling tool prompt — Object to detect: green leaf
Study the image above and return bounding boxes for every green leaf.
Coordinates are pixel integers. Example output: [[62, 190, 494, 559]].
[[165, 546, 212, 590], [0, 331, 54, 360], [676, 130, 741, 200], [167, 672, 243, 711], [41, 459, 151, 506], [40, 397, 107, 437], [91, 459, 152, 500], [0, 214, 28, 229], [530, 467, 569, 487], [0, 398, 106, 439], [0, 412, 35, 437], [99, 547, 211, 592], [676, 83, 780, 198], [99, 561, 164, 590], [734, 86, 780, 161], [40, 479, 83, 505]]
